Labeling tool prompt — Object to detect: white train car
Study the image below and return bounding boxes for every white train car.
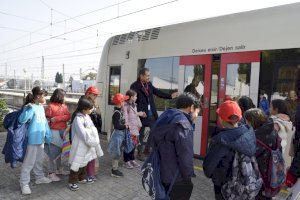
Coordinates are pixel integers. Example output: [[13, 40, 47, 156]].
[[97, 3, 300, 157]]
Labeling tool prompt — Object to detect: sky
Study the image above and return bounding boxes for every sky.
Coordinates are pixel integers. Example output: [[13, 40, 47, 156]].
[[0, 0, 299, 81]]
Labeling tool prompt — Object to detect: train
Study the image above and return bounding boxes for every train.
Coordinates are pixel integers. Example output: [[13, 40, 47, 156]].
[[97, 3, 300, 157]]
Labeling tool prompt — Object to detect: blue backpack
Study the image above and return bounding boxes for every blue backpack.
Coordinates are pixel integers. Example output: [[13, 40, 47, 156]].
[[141, 144, 179, 200], [2, 110, 28, 168]]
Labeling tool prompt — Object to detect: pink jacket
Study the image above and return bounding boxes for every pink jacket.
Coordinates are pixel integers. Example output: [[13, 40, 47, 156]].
[[123, 102, 142, 136]]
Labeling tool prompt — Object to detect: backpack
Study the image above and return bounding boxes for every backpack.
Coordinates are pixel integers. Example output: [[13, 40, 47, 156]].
[[2, 110, 28, 168], [257, 136, 285, 197], [221, 152, 263, 200], [141, 143, 179, 200]]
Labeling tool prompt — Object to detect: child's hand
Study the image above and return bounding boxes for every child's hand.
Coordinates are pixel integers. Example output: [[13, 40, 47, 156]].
[[138, 112, 147, 118]]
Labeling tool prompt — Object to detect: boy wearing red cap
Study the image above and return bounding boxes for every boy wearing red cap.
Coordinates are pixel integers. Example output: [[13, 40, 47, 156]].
[[203, 100, 257, 200], [107, 93, 129, 177]]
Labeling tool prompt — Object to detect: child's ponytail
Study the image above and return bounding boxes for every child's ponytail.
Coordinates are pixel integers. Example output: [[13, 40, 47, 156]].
[[23, 93, 34, 107]]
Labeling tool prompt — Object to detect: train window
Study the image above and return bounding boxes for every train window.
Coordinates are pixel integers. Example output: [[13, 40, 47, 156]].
[[108, 66, 121, 105], [225, 63, 251, 100], [259, 49, 300, 121], [140, 56, 179, 111], [183, 65, 204, 115]]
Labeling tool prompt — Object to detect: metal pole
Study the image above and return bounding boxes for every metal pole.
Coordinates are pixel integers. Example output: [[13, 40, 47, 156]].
[[62, 64, 65, 89]]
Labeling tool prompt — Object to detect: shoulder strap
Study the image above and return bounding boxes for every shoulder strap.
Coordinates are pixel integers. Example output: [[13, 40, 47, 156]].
[[167, 169, 180, 195], [257, 139, 272, 151]]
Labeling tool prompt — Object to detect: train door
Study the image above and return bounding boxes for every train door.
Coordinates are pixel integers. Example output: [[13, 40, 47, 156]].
[[179, 55, 212, 157], [218, 51, 261, 106]]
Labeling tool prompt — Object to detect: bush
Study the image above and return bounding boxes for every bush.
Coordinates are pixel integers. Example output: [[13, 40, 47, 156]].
[[0, 99, 9, 131]]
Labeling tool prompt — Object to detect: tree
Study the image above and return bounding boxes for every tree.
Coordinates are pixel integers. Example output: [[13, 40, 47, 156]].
[[83, 72, 97, 80], [0, 98, 9, 131], [55, 72, 63, 84]]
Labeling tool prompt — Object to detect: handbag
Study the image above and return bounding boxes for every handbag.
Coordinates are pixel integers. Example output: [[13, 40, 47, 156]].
[[124, 129, 135, 153]]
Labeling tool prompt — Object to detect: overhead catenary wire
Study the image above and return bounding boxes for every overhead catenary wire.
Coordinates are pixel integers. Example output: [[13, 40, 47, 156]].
[[0, 0, 134, 47], [2, 0, 179, 53]]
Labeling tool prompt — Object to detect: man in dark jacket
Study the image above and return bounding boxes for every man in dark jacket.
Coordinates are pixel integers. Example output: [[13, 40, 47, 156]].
[[130, 68, 178, 160], [203, 100, 257, 200], [289, 102, 300, 177], [151, 93, 200, 200]]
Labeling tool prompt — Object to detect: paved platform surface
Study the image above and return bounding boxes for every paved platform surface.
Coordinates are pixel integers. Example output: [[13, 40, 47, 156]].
[[0, 132, 215, 200]]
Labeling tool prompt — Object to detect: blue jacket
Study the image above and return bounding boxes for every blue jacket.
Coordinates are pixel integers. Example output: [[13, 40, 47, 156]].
[[259, 98, 270, 115], [151, 109, 194, 184], [203, 125, 256, 186], [2, 109, 28, 168], [18, 104, 52, 145]]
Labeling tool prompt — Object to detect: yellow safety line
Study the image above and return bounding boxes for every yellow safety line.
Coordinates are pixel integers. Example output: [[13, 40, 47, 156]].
[[194, 166, 203, 171], [280, 189, 289, 194]]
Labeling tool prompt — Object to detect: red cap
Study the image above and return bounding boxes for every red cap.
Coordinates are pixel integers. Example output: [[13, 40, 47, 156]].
[[216, 100, 242, 123], [86, 86, 100, 95], [112, 93, 129, 105]]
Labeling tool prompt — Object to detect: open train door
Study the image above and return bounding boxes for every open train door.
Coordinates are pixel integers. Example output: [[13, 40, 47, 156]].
[[179, 55, 212, 157], [218, 51, 261, 106]]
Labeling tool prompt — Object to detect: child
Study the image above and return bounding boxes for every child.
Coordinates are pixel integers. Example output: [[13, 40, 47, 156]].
[[68, 97, 103, 191], [108, 93, 129, 177], [244, 108, 279, 200], [18, 86, 52, 195], [123, 90, 146, 168], [270, 99, 294, 168], [45, 88, 71, 181], [203, 100, 257, 200]]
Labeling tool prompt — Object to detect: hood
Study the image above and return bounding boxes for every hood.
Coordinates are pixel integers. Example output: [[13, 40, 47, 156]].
[[255, 119, 274, 137], [153, 109, 193, 130], [213, 125, 256, 156], [271, 114, 293, 132]]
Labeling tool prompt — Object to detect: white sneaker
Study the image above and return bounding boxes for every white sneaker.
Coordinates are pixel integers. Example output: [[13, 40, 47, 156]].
[[35, 177, 52, 184], [21, 185, 31, 195], [48, 173, 61, 182]]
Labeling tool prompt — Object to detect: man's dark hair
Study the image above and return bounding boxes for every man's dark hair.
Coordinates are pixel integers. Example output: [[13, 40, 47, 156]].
[[138, 68, 149, 77], [50, 88, 65, 104], [176, 93, 200, 109]]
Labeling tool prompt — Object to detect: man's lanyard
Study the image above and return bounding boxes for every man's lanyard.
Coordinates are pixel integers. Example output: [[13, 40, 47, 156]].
[[141, 82, 149, 96]]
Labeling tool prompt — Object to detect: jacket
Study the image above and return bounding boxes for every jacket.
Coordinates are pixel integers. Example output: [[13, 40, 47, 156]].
[[203, 125, 256, 186], [18, 104, 52, 145], [45, 103, 71, 130], [79, 95, 102, 133], [2, 109, 28, 168], [112, 107, 126, 130], [123, 102, 142, 136], [255, 119, 278, 186], [69, 113, 103, 171], [130, 80, 172, 126], [271, 114, 294, 168], [151, 109, 194, 184], [290, 104, 300, 177], [259, 98, 270, 115]]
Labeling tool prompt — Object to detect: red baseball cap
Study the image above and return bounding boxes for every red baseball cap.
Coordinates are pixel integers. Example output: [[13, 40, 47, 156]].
[[216, 100, 242, 123], [112, 93, 129, 105], [86, 86, 100, 95]]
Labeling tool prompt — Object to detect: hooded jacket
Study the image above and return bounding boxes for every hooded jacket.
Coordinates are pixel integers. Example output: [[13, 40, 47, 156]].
[[271, 114, 294, 168], [203, 124, 256, 186], [151, 109, 194, 184]]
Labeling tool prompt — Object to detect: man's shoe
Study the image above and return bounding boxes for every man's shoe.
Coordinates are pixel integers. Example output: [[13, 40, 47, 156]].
[[35, 177, 52, 184], [21, 185, 31, 195], [111, 169, 124, 178]]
